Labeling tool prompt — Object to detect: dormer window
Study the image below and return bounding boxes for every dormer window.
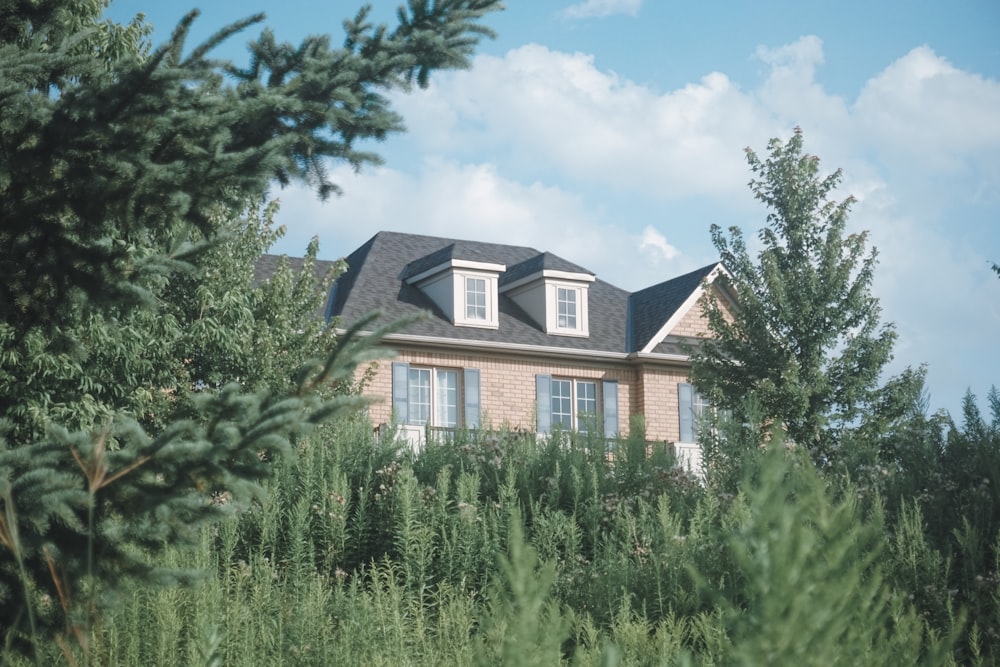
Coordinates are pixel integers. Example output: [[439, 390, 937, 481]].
[[557, 287, 577, 329], [465, 276, 488, 321], [501, 255, 595, 338], [547, 281, 589, 336], [400, 246, 505, 330]]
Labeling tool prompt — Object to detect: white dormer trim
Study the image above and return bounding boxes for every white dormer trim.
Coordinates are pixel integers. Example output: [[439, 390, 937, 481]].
[[641, 263, 730, 353], [404, 258, 506, 330], [499, 269, 594, 294], [546, 280, 589, 337], [404, 259, 506, 286], [454, 270, 500, 329], [503, 271, 593, 338]]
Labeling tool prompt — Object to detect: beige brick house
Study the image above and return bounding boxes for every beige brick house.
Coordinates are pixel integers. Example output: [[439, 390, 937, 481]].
[[265, 231, 735, 470]]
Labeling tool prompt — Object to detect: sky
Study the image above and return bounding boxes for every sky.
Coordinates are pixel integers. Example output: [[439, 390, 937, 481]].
[[105, 0, 1000, 420]]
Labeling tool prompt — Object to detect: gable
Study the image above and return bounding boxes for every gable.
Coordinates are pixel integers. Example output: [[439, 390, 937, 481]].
[[638, 263, 734, 354]]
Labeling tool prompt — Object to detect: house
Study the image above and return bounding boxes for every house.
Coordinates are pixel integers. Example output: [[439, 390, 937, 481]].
[[261, 231, 735, 473]]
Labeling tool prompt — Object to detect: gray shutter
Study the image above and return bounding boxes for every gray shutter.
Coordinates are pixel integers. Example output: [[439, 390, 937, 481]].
[[392, 362, 410, 424], [678, 382, 694, 442], [536, 374, 552, 434], [464, 368, 480, 428], [602, 380, 619, 438]]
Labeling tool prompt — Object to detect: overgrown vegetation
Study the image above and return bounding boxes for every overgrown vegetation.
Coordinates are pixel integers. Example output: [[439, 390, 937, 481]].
[[3, 1, 998, 664], [7, 414, 998, 665]]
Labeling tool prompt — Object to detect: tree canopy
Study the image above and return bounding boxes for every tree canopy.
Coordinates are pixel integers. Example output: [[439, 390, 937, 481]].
[[0, 0, 500, 659], [691, 128, 903, 465]]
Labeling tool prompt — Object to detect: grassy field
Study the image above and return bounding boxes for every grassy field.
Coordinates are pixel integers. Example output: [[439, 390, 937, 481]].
[[12, 413, 994, 665]]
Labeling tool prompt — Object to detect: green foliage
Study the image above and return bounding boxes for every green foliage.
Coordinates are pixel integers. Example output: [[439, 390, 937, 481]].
[[0, 0, 501, 330], [0, 0, 501, 662], [691, 128, 904, 467], [719, 442, 949, 666], [11, 420, 958, 666], [476, 517, 572, 666]]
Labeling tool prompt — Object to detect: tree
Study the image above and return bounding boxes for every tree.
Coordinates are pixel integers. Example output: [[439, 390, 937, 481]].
[[0, 0, 500, 660], [691, 128, 900, 466]]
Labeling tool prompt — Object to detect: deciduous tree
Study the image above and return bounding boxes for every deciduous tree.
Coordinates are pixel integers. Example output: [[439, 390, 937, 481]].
[[691, 128, 902, 466]]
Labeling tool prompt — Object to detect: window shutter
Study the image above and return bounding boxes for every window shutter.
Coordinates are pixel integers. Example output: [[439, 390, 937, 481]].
[[678, 382, 694, 443], [536, 374, 552, 434], [392, 362, 410, 424], [464, 368, 481, 428], [602, 380, 619, 439]]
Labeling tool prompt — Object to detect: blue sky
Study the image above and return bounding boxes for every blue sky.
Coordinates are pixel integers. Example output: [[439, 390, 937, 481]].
[[106, 0, 1000, 419]]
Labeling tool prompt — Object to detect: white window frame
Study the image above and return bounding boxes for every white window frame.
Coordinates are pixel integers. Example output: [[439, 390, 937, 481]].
[[407, 367, 460, 428], [550, 378, 599, 432], [556, 287, 577, 329], [465, 276, 488, 321], [453, 270, 499, 329], [545, 281, 589, 337]]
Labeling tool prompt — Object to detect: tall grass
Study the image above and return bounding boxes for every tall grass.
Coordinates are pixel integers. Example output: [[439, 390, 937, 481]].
[[11, 413, 982, 665]]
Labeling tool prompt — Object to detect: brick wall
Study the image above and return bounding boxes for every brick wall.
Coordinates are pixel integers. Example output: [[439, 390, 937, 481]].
[[359, 348, 637, 434], [671, 286, 734, 339], [355, 285, 730, 442], [637, 365, 691, 442]]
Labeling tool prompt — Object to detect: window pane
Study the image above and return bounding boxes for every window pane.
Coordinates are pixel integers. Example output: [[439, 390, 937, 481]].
[[551, 379, 572, 428], [557, 287, 577, 329], [692, 391, 711, 435], [466, 277, 487, 320], [436, 369, 458, 427], [408, 368, 431, 425], [576, 381, 596, 432]]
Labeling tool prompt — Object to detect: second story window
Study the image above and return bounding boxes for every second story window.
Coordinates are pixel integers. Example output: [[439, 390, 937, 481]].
[[557, 287, 577, 328], [466, 277, 487, 320]]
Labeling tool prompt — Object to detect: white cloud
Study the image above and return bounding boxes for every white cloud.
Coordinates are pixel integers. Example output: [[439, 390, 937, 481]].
[[273, 35, 1000, 413], [561, 0, 642, 20], [392, 44, 770, 199], [271, 159, 688, 289], [855, 46, 1000, 179], [639, 226, 680, 261]]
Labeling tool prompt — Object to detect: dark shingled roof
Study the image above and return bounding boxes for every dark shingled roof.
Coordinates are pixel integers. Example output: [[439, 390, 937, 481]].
[[627, 262, 719, 352], [257, 231, 718, 356], [500, 251, 593, 286]]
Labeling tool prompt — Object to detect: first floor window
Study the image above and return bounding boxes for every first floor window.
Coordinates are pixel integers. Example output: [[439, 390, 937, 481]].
[[551, 378, 573, 428], [408, 368, 458, 427], [575, 380, 597, 432], [678, 382, 722, 443], [537, 375, 615, 437], [393, 363, 480, 429], [548, 378, 596, 431]]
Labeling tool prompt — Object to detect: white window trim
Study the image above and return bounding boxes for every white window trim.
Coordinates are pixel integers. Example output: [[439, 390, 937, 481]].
[[453, 270, 500, 329], [545, 280, 589, 337], [550, 378, 599, 433], [408, 367, 460, 428]]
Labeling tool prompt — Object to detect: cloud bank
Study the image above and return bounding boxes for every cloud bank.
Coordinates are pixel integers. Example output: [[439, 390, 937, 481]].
[[274, 36, 1000, 413]]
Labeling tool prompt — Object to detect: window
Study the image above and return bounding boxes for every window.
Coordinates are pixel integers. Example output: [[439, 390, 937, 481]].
[[536, 375, 617, 437], [678, 382, 723, 443], [407, 368, 458, 427], [556, 287, 577, 329], [453, 272, 499, 328], [544, 282, 588, 336], [393, 363, 480, 428], [550, 378, 573, 428], [465, 277, 487, 321], [548, 378, 596, 430], [576, 380, 597, 431]]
